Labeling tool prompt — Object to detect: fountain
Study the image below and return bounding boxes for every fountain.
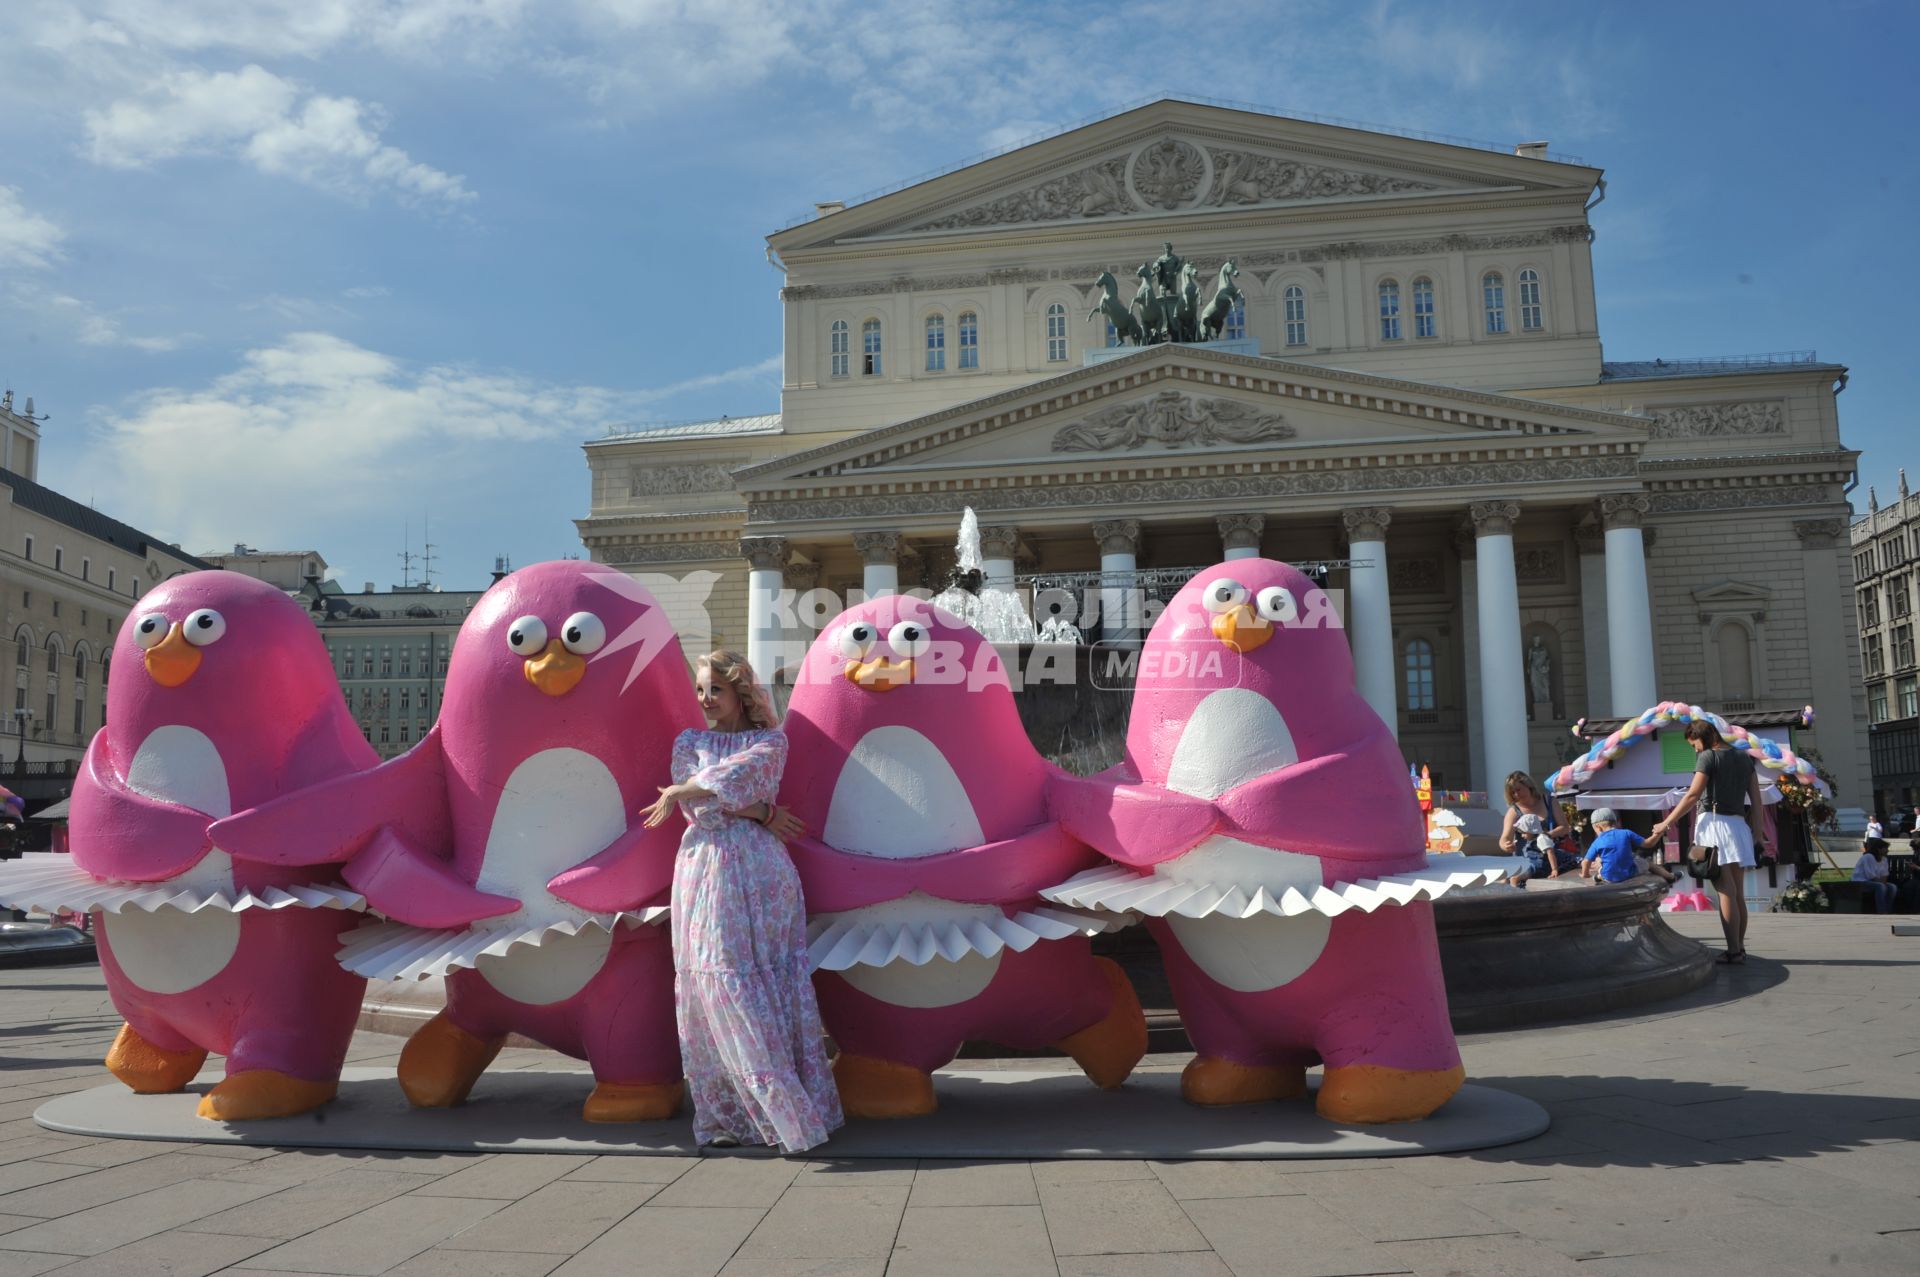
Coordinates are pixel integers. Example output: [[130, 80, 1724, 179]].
[[930, 508, 1037, 644]]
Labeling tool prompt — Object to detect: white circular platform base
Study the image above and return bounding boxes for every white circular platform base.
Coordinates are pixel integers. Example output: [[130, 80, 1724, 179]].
[[36, 1067, 1547, 1160]]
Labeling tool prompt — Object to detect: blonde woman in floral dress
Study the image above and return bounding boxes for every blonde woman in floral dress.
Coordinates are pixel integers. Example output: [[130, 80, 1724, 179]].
[[640, 650, 842, 1151]]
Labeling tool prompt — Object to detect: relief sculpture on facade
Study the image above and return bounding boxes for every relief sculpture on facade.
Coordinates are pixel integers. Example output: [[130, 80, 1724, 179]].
[[1208, 149, 1438, 205], [1649, 401, 1786, 439], [905, 137, 1443, 232], [627, 463, 739, 497], [1050, 390, 1293, 452], [911, 157, 1131, 231]]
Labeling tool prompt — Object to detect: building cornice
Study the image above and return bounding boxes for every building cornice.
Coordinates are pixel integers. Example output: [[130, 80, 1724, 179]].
[[744, 450, 1646, 533]]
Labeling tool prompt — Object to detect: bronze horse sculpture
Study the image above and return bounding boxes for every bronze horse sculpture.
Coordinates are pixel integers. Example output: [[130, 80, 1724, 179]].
[[1089, 271, 1146, 346], [1200, 259, 1243, 341]]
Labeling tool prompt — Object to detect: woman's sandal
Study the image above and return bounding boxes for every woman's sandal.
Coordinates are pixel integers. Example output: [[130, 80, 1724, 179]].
[[1715, 950, 1746, 965]]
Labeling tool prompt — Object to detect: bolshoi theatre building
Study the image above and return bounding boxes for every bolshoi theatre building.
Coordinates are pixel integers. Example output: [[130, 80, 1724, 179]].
[[576, 100, 1868, 813]]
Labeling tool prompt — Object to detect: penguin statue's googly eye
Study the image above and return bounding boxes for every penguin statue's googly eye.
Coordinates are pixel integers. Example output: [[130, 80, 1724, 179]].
[[1200, 578, 1248, 614], [506, 615, 548, 657], [132, 613, 171, 650], [1255, 586, 1298, 624], [837, 622, 876, 660], [560, 612, 606, 655], [181, 609, 226, 647], [887, 620, 931, 657]]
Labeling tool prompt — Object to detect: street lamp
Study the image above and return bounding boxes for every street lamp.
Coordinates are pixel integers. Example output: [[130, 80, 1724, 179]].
[[12, 707, 33, 771]]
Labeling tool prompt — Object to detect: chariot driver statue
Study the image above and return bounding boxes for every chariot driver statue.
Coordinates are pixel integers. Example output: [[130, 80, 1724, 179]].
[[1151, 242, 1186, 297]]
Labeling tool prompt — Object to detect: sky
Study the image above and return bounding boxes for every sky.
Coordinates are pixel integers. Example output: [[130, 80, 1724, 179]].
[[0, 0, 1914, 591]]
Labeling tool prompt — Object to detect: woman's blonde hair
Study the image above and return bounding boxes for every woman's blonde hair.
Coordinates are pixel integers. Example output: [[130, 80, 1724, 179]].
[[696, 649, 779, 730], [1503, 770, 1540, 807]]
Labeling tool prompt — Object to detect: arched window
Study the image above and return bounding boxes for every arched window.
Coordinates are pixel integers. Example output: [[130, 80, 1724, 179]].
[[1378, 279, 1401, 341], [925, 313, 946, 371], [1225, 298, 1246, 341], [44, 636, 59, 676], [1518, 268, 1543, 331], [73, 647, 86, 683], [829, 320, 849, 379], [1284, 285, 1307, 346], [1483, 272, 1507, 334], [861, 318, 882, 376], [14, 628, 27, 669], [1404, 638, 1436, 711], [958, 311, 979, 368], [1716, 622, 1755, 701], [1412, 277, 1436, 338], [1046, 303, 1068, 362]]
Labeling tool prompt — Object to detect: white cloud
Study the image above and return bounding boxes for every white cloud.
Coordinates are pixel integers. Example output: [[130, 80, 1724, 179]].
[[87, 332, 636, 553], [86, 65, 473, 208], [628, 354, 782, 408], [9, 283, 191, 351], [341, 283, 390, 298], [0, 186, 67, 270]]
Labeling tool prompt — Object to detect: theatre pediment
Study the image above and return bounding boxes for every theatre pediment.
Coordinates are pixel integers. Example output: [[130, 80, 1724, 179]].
[[772, 100, 1598, 251], [735, 347, 1652, 488]]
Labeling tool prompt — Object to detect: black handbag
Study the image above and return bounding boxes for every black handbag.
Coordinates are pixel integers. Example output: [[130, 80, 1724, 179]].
[[1685, 843, 1722, 882]]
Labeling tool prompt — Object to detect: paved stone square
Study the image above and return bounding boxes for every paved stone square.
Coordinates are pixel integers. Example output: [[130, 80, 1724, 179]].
[[0, 914, 1914, 1276]]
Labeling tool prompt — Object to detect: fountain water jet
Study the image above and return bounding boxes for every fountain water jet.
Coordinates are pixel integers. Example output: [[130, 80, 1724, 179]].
[[931, 507, 1036, 644]]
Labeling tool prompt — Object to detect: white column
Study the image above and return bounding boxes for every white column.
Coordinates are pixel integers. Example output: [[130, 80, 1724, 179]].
[[1472, 501, 1530, 788], [742, 535, 788, 684], [1093, 519, 1142, 645], [1575, 522, 1611, 715], [853, 531, 900, 599], [1342, 506, 1397, 736], [1217, 513, 1265, 561], [1599, 494, 1657, 715], [978, 525, 1019, 592], [1459, 533, 1485, 794]]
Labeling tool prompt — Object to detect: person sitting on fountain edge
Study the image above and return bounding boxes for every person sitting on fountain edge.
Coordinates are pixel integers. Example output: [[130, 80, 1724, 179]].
[[1581, 808, 1676, 886]]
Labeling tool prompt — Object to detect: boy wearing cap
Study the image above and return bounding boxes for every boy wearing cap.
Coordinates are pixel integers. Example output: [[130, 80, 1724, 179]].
[[1582, 808, 1677, 885]]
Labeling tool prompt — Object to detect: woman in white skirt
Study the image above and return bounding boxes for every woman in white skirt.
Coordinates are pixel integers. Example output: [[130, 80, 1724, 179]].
[[1650, 722, 1768, 964]]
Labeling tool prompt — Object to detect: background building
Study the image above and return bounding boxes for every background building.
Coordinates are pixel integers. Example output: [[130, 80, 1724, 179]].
[[297, 577, 494, 760], [201, 545, 330, 591], [574, 99, 1861, 815], [0, 391, 208, 784], [1852, 473, 1919, 819]]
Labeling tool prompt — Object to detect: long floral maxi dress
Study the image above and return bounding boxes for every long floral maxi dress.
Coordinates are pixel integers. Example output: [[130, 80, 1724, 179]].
[[670, 727, 843, 1152]]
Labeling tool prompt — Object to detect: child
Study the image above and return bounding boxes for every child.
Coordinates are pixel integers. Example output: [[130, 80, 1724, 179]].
[[1582, 808, 1677, 885]]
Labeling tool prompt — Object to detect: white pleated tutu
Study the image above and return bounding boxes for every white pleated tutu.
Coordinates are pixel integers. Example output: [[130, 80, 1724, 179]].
[[335, 907, 669, 982], [805, 893, 1134, 972], [1041, 852, 1526, 922], [0, 851, 364, 915]]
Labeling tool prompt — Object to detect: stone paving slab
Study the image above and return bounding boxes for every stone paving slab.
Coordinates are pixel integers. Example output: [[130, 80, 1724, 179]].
[[0, 913, 1912, 1275]]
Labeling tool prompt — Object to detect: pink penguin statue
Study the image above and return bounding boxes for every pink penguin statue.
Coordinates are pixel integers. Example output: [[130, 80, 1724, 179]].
[[0, 571, 376, 1119], [1045, 559, 1519, 1123], [780, 596, 1147, 1118], [211, 562, 701, 1122]]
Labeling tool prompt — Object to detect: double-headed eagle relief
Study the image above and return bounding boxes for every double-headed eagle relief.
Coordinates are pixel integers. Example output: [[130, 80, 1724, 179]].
[[1089, 242, 1244, 346]]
